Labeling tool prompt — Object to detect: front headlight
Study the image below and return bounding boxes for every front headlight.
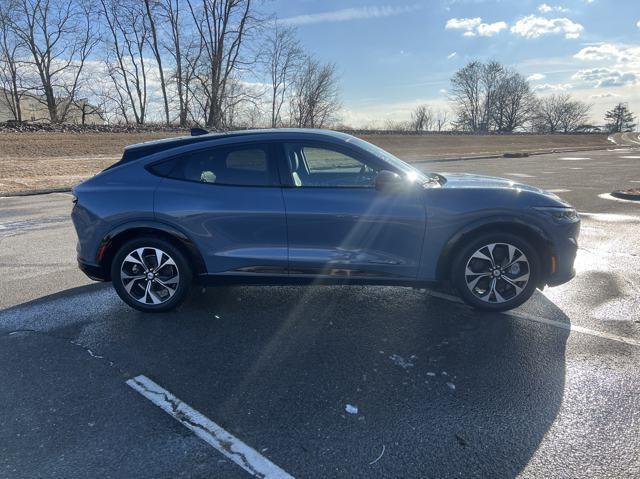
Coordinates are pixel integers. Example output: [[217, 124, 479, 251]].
[[532, 206, 579, 222]]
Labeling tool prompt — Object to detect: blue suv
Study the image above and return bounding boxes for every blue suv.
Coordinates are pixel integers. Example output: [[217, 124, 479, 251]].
[[72, 129, 579, 313]]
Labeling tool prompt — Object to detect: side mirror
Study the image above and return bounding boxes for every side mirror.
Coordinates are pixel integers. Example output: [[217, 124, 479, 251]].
[[375, 170, 404, 192]]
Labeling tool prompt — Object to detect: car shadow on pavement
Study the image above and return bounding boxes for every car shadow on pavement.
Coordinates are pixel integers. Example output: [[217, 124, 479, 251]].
[[1, 283, 570, 478]]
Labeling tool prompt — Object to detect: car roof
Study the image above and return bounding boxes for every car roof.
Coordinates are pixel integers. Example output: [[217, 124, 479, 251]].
[[121, 128, 354, 163]]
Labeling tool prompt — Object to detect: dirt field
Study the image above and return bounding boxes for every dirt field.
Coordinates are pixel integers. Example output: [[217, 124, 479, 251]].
[[0, 131, 611, 195]]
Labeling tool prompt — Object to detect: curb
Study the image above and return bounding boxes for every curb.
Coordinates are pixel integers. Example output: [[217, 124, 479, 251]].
[[412, 144, 634, 164], [1, 187, 72, 198]]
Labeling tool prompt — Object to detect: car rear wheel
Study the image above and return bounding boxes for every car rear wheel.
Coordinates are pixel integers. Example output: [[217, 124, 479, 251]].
[[451, 233, 540, 312], [111, 237, 192, 312]]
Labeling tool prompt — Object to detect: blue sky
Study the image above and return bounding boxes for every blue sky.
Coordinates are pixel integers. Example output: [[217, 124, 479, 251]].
[[269, 0, 640, 127]]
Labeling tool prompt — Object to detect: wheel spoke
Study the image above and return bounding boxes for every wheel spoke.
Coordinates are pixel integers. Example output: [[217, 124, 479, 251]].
[[479, 278, 497, 302], [155, 256, 176, 273], [506, 271, 530, 284], [465, 267, 491, 290], [136, 248, 154, 271], [470, 249, 494, 267], [123, 251, 144, 267], [486, 244, 497, 268], [124, 277, 143, 294], [154, 248, 164, 270]]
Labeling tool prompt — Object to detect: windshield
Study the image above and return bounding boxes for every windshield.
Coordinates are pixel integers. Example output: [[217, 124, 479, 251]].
[[345, 136, 435, 184]]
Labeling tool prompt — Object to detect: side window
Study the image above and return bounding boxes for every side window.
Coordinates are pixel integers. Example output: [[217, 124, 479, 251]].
[[285, 144, 379, 188], [155, 144, 273, 187]]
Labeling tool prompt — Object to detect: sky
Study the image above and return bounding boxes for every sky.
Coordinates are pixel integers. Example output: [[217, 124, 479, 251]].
[[269, 0, 640, 128]]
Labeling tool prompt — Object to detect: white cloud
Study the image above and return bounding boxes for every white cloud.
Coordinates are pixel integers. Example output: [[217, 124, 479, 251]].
[[538, 4, 569, 13], [446, 17, 507, 37], [445, 17, 482, 31], [533, 83, 574, 91], [572, 68, 638, 87], [439, 88, 448, 94], [510, 15, 583, 39], [477, 21, 508, 36], [637, 20, 640, 29], [574, 43, 640, 72], [527, 73, 547, 81], [447, 52, 457, 59], [590, 92, 620, 99], [281, 4, 420, 25]]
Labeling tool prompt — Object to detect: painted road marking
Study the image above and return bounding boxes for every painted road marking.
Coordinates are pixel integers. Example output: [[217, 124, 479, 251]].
[[127, 375, 294, 479], [547, 189, 571, 193], [505, 173, 535, 178], [579, 212, 640, 223], [559, 157, 591, 160], [620, 156, 640, 159], [598, 192, 640, 204], [424, 290, 640, 347]]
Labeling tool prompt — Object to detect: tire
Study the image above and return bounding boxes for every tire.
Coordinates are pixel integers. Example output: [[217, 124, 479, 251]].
[[451, 232, 540, 312], [110, 236, 192, 313]]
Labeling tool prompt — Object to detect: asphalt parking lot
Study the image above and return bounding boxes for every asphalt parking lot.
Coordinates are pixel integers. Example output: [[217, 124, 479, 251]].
[[1, 147, 640, 478]]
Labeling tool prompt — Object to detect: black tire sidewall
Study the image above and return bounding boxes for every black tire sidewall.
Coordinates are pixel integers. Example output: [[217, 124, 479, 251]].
[[452, 233, 540, 312], [111, 237, 192, 313]]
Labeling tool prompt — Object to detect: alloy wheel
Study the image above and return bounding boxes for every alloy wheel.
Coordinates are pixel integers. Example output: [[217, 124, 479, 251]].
[[464, 242, 530, 304], [119, 247, 180, 305]]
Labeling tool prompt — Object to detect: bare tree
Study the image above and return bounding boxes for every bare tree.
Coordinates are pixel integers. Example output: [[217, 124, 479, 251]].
[[0, 4, 23, 121], [289, 56, 340, 128], [8, 0, 98, 123], [143, 0, 170, 125], [605, 103, 636, 133], [435, 109, 449, 132], [480, 60, 504, 131], [263, 21, 302, 128], [186, 0, 257, 129], [101, 0, 150, 124], [451, 60, 540, 133], [157, 0, 199, 126], [492, 71, 538, 132], [450, 60, 483, 132], [535, 94, 591, 133], [410, 104, 434, 131], [383, 118, 410, 131]]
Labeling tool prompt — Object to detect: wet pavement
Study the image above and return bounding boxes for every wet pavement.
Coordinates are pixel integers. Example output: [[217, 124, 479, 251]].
[[1, 147, 639, 478]]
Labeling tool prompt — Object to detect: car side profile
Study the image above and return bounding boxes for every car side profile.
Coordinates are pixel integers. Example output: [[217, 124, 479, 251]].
[[71, 129, 580, 313]]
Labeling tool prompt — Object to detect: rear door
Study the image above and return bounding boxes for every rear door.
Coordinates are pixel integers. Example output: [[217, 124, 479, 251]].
[[279, 141, 426, 280], [153, 142, 288, 276]]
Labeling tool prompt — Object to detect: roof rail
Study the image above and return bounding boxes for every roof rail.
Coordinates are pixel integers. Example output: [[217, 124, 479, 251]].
[[190, 127, 209, 136]]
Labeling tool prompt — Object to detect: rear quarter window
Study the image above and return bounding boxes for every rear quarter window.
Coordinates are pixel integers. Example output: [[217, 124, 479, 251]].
[[148, 144, 274, 187]]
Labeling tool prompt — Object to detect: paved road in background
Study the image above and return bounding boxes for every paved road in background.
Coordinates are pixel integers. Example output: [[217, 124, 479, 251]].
[[1, 147, 639, 478]]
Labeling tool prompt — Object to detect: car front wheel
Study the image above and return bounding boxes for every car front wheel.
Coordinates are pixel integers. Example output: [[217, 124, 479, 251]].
[[452, 233, 540, 312], [111, 237, 192, 313]]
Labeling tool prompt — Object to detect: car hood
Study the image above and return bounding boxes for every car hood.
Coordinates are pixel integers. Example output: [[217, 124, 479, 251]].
[[438, 172, 571, 206]]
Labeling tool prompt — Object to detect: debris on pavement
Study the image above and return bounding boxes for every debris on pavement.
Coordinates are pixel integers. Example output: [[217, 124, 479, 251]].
[[389, 354, 415, 369], [369, 444, 386, 465], [345, 404, 358, 415]]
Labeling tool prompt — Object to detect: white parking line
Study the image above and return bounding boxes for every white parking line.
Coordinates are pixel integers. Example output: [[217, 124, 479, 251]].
[[598, 193, 640, 204], [127, 375, 294, 479], [559, 157, 591, 161], [424, 290, 640, 347], [547, 189, 571, 193], [505, 173, 535, 178]]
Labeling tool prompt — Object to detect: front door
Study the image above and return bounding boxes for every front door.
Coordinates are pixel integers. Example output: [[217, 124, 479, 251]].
[[280, 142, 426, 280]]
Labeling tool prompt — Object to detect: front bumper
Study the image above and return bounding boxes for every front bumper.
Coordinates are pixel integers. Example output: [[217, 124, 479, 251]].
[[544, 220, 580, 287], [78, 259, 108, 282]]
